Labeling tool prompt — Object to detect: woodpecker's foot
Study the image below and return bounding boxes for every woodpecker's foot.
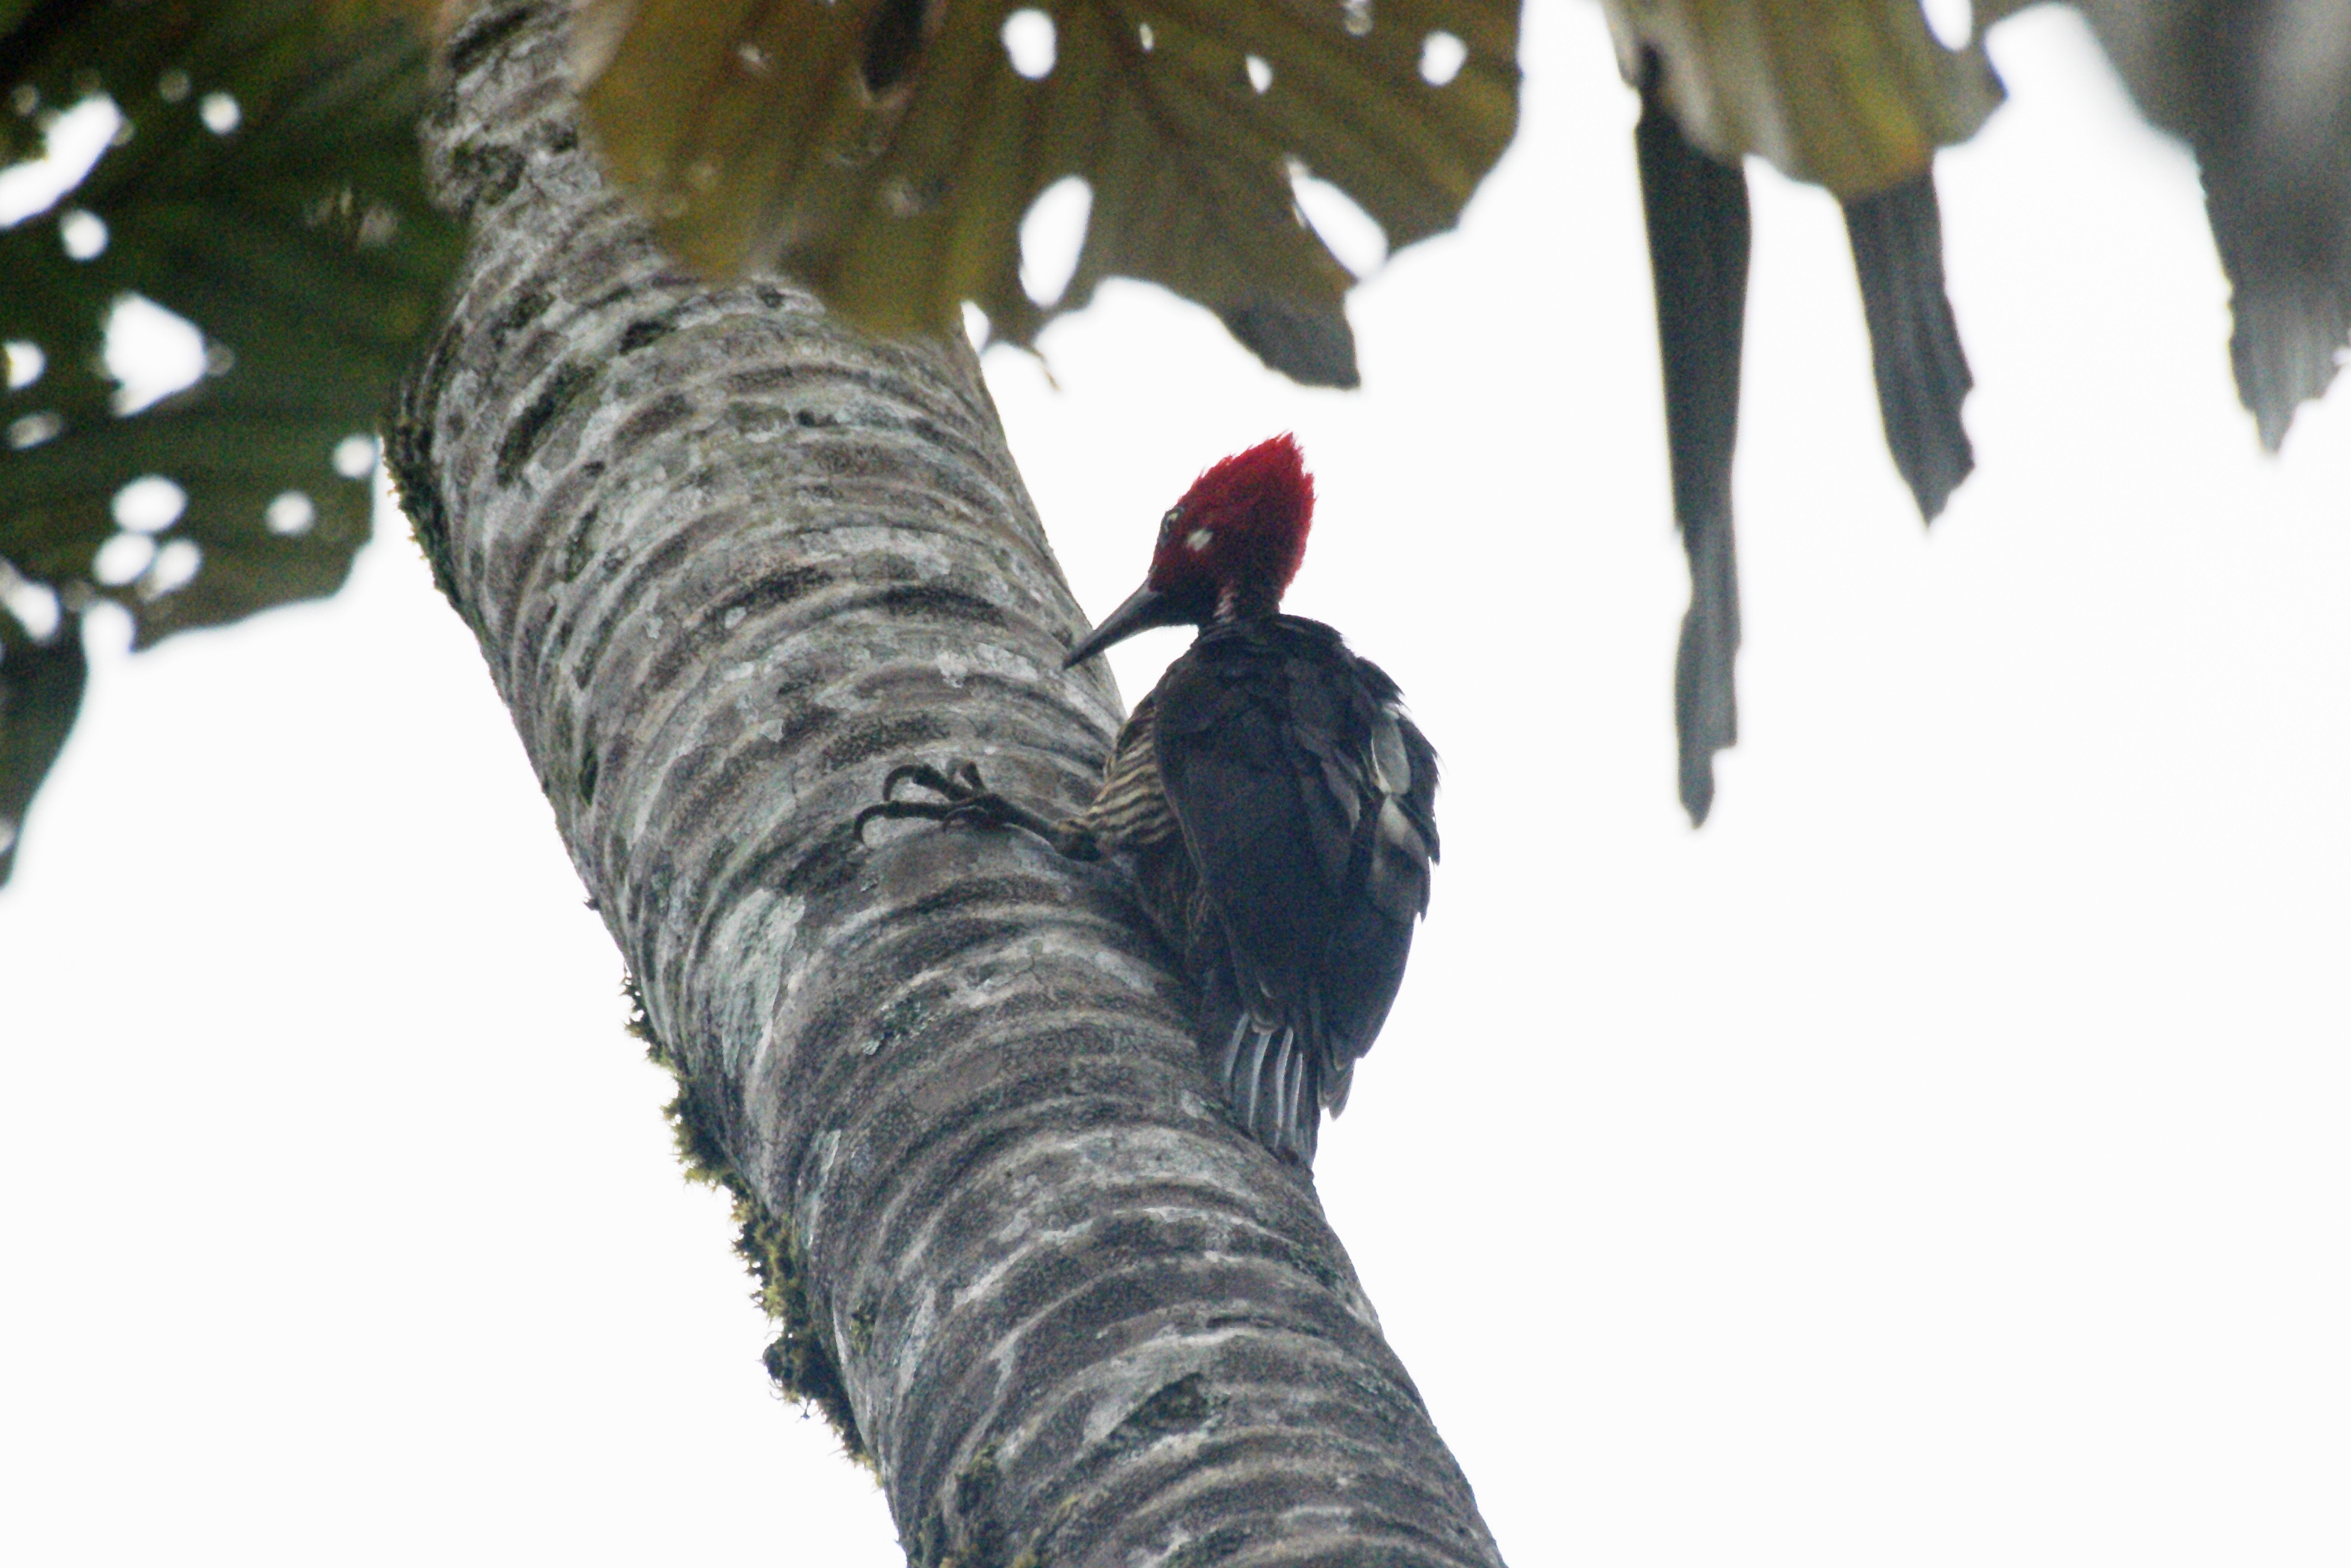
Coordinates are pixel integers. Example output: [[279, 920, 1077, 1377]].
[[854, 760, 1060, 845]]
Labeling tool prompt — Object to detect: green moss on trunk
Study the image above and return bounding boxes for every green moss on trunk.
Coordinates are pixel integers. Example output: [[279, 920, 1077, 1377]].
[[623, 974, 865, 1460]]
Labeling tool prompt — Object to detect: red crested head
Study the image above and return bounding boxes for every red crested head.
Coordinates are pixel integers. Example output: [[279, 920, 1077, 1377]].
[[1063, 435, 1317, 667], [1145, 433, 1314, 612]]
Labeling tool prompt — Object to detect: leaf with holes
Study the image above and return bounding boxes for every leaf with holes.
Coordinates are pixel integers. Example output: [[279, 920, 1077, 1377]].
[[0, 0, 462, 654], [574, 0, 1521, 387], [1594, 0, 2003, 199]]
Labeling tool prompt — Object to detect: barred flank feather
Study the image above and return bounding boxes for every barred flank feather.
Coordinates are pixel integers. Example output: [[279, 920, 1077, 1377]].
[[1072, 696, 1181, 846]]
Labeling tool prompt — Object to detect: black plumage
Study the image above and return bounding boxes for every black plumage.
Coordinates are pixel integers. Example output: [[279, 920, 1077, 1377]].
[[1078, 616, 1436, 1163]]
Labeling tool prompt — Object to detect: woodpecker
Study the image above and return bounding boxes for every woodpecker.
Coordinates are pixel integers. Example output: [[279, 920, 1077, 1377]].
[[857, 435, 1438, 1166]]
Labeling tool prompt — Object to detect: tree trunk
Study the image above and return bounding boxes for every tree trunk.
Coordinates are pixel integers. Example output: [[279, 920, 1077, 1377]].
[[387, 5, 1504, 1563]]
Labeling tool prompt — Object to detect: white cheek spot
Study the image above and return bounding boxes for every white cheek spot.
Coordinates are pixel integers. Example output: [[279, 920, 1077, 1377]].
[[1185, 528, 1213, 552]]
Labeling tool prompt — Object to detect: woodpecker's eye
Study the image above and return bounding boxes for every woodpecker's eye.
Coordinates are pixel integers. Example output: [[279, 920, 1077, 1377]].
[[1184, 527, 1214, 553], [1161, 507, 1182, 535]]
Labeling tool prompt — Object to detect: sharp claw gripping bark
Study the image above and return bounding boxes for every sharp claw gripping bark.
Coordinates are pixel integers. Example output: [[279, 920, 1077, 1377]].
[[853, 760, 1072, 846]]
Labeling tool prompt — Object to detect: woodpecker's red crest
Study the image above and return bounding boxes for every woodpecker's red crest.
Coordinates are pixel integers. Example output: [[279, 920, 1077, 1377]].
[[1065, 434, 1316, 667], [1147, 434, 1314, 605]]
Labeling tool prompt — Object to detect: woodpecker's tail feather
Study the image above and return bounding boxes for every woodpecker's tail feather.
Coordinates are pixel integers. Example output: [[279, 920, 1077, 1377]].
[[1206, 989, 1321, 1166]]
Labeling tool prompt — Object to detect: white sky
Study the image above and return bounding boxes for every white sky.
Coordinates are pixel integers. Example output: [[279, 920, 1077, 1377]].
[[3, 5, 2347, 1564]]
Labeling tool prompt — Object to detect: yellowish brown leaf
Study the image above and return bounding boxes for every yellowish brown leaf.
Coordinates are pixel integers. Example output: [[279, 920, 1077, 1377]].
[[574, 0, 1520, 385], [1597, 0, 2003, 197]]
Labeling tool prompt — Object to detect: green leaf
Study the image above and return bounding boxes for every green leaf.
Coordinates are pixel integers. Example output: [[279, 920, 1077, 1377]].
[[0, 0, 463, 886], [574, 0, 1522, 387], [0, 597, 82, 888], [1596, 0, 2004, 198], [0, 0, 463, 651]]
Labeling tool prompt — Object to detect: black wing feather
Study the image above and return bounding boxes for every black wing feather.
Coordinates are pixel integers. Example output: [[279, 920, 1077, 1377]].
[[1153, 618, 1436, 1165], [1156, 655, 1331, 996]]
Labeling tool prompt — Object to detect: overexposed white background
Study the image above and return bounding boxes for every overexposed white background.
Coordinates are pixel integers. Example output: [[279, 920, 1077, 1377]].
[[4, 4, 2347, 1563]]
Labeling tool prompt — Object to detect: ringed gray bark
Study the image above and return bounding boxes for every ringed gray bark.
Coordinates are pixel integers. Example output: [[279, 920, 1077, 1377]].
[[389, 4, 1502, 1561]]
